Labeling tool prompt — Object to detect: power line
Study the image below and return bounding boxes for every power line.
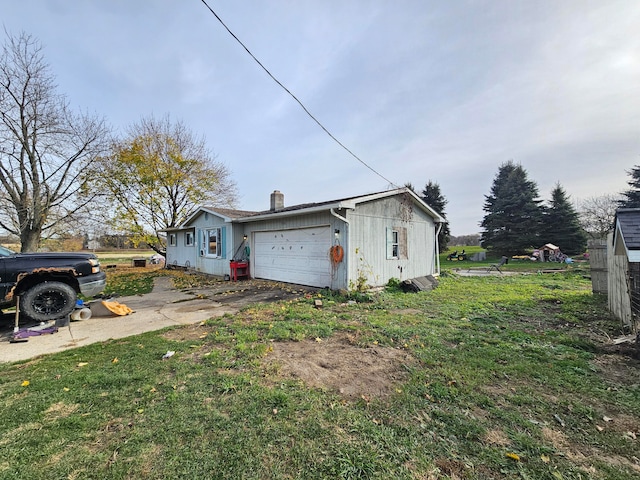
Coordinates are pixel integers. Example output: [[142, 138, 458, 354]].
[[199, 0, 398, 188]]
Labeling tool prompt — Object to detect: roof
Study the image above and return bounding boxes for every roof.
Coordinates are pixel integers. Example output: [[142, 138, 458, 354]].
[[167, 187, 445, 231], [613, 208, 640, 261], [235, 187, 446, 223]]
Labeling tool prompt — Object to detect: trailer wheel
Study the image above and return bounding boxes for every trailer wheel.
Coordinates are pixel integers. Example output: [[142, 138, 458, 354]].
[[20, 281, 77, 322]]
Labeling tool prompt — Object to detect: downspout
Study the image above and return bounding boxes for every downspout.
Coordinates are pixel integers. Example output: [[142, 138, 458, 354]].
[[435, 222, 442, 275], [330, 208, 350, 289]]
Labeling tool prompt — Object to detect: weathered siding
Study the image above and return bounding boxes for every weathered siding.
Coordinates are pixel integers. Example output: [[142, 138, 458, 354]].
[[607, 233, 632, 328], [346, 196, 436, 288], [588, 239, 608, 294]]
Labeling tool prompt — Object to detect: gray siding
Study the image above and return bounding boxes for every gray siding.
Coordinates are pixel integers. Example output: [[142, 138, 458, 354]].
[[347, 196, 436, 288], [242, 210, 349, 289]]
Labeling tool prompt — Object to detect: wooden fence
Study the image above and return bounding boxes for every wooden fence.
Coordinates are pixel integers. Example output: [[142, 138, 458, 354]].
[[588, 239, 608, 294]]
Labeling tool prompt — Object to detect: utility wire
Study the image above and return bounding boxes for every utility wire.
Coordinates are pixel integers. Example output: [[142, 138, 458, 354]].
[[199, 0, 398, 188]]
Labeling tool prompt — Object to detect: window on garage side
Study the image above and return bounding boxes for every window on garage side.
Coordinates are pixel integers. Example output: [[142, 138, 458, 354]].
[[386, 227, 407, 259], [185, 232, 194, 246], [169, 233, 176, 246]]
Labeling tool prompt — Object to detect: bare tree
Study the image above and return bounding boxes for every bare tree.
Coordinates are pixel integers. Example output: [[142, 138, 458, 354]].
[[93, 114, 238, 254], [577, 194, 620, 239], [0, 31, 109, 252]]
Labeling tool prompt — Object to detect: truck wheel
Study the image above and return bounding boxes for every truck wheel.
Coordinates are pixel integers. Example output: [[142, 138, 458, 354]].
[[20, 281, 77, 322]]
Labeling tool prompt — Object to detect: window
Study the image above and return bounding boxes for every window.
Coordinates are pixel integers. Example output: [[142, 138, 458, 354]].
[[391, 230, 399, 258], [185, 232, 194, 246], [206, 227, 226, 258], [208, 229, 220, 256], [169, 234, 176, 246], [386, 227, 407, 259]]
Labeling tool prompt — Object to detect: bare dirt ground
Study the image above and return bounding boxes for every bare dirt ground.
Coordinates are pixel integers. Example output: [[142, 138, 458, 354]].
[[265, 333, 417, 400], [162, 323, 416, 402]]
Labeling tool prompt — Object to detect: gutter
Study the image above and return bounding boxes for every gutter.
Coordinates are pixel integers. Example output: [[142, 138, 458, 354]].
[[434, 222, 442, 275]]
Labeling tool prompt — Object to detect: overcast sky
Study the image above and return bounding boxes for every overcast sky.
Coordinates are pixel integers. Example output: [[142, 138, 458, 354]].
[[3, 1, 639, 235]]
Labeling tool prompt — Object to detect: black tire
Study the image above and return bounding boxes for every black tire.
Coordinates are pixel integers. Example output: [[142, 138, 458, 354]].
[[458, 255, 466, 261], [20, 281, 77, 322]]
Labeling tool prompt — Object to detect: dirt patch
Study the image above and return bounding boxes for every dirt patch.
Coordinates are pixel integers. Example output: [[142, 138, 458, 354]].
[[161, 323, 210, 342], [591, 354, 640, 387], [264, 333, 416, 400]]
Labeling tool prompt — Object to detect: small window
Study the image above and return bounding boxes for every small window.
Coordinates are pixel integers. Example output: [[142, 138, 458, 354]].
[[208, 229, 220, 256], [185, 232, 194, 246], [391, 230, 399, 258], [169, 234, 176, 246], [386, 227, 407, 259]]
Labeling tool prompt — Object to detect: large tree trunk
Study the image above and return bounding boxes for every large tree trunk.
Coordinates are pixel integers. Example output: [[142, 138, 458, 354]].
[[20, 230, 41, 253]]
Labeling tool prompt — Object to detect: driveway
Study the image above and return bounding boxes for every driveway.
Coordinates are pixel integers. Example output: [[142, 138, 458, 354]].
[[0, 277, 316, 363]]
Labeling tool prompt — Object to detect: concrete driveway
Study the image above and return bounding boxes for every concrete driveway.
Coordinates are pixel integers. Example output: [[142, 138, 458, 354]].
[[1, 277, 316, 363]]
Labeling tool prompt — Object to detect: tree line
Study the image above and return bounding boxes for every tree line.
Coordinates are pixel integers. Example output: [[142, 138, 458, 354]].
[[413, 161, 639, 257], [0, 31, 236, 253]]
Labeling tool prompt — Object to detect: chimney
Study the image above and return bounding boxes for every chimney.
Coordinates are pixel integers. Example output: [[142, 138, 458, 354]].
[[270, 190, 284, 211]]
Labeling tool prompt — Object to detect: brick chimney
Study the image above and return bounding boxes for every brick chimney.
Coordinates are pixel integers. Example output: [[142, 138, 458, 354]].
[[270, 190, 284, 211]]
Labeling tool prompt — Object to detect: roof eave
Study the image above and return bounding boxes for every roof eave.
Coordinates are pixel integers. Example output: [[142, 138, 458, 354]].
[[235, 201, 356, 223]]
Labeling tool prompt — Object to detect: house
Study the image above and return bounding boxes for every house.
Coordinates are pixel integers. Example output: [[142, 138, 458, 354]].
[[164, 187, 445, 290], [608, 208, 640, 331]]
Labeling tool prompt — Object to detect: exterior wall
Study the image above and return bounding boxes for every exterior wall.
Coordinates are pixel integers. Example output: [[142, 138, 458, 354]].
[[188, 212, 236, 277], [346, 196, 437, 289], [241, 210, 349, 289], [607, 233, 632, 328], [165, 230, 197, 268]]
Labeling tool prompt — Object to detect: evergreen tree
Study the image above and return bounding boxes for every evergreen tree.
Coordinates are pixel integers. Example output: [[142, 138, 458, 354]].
[[619, 165, 640, 208], [480, 161, 543, 256], [420, 181, 450, 253], [543, 183, 587, 255]]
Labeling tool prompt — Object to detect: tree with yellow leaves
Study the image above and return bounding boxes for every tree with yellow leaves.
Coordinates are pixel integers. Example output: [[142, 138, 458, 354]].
[[95, 115, 237, 253]]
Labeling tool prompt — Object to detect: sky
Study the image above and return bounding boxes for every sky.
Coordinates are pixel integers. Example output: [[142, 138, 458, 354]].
[[2, 0, 639, 235]]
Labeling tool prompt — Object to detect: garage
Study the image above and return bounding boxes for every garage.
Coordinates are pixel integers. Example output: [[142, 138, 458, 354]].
[[253, 226, 332, 287]]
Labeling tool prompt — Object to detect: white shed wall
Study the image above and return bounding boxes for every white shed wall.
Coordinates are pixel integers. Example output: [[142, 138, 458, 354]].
[[347, 196, 437, 288]]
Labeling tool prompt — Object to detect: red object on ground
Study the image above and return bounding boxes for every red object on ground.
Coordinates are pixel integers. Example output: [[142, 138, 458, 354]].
[[229, 261, 250, 281]]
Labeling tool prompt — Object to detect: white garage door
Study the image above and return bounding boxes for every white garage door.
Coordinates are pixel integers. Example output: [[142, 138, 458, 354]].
[[253, 226, 331, 287]]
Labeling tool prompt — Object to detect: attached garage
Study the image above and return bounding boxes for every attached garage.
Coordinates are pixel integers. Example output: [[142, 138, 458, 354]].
[[253, 226, 332, 288]]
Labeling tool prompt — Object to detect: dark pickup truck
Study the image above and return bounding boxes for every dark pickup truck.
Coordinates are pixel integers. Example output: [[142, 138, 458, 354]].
[[0, 245, 107, 322]]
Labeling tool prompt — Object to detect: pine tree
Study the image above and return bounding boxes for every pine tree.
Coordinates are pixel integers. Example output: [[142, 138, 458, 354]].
[[543, 183, 587, 255], [480, 161, 544, 256], [619, 165, 640, 208], [420, 181, 450, 253]]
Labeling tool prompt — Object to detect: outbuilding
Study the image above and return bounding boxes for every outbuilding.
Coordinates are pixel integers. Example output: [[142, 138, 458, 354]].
[[608, 208, 640, 332], [164, 187, 444, 290]]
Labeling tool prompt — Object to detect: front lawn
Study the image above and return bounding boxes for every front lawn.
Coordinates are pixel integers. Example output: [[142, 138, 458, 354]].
[[1, 272, 638, 479]]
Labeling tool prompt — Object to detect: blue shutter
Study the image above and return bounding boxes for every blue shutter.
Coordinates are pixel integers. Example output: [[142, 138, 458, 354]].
[[220, 227, 227, 259]]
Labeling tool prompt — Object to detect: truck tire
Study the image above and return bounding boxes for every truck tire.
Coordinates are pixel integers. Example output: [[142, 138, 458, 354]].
[[20, 281, 77, 322]]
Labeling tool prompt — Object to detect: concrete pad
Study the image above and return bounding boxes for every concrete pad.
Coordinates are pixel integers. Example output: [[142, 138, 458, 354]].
[[0, 277, 314, 363]]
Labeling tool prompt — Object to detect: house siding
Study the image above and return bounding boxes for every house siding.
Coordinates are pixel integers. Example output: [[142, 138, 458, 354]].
[[242, 210, 349, 289], [346, 196, 436, 288], [163, 188, 440, 290], [189, 212, 235, 276]]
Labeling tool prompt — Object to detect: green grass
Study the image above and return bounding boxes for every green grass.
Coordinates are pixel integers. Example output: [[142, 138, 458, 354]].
[[440, 246, 588, 274], [1, 272, 638, 479]]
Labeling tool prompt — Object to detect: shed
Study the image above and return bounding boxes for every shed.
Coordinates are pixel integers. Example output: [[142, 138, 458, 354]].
[[537, 243, 561, 262], [608, 208, 640, 331], [165, 187, 444, 290]]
